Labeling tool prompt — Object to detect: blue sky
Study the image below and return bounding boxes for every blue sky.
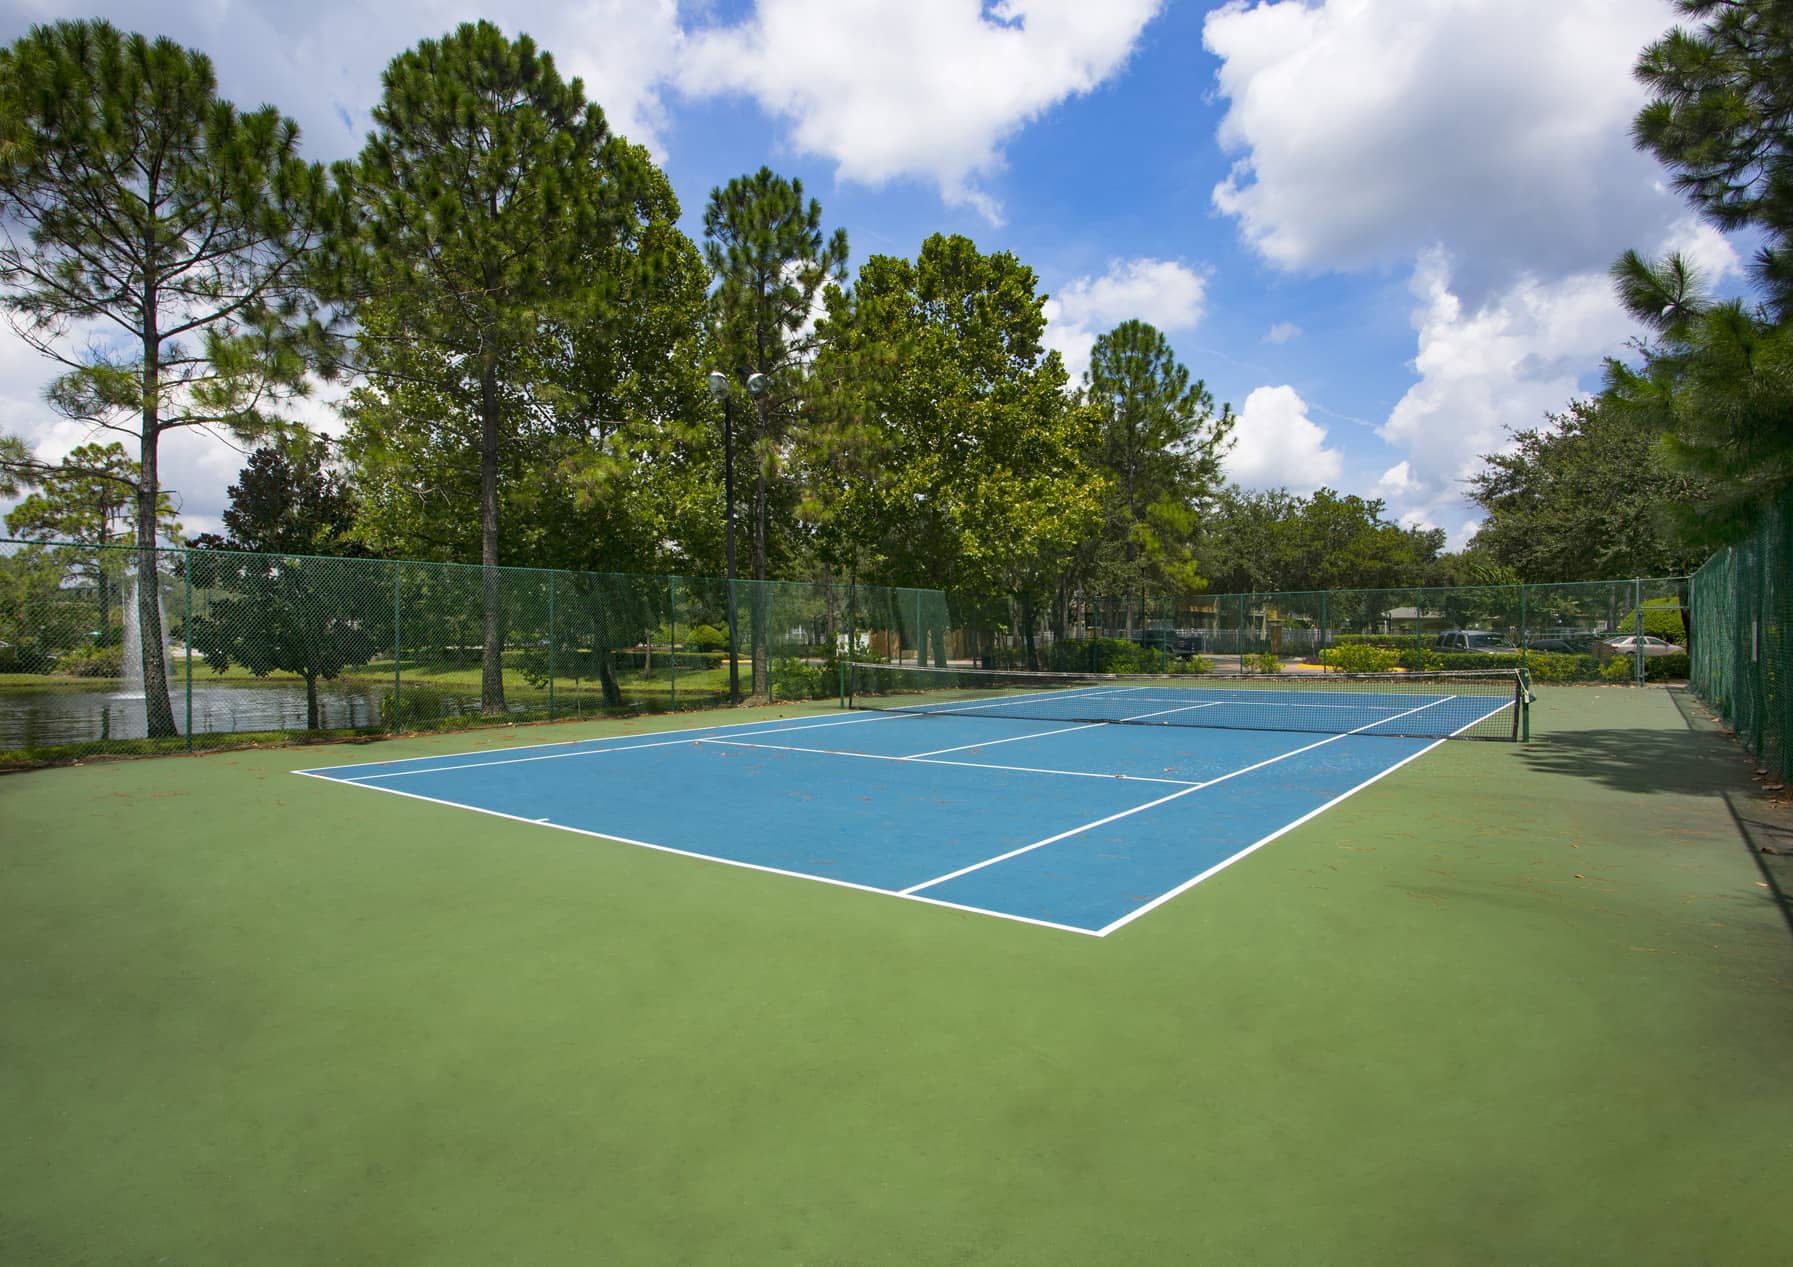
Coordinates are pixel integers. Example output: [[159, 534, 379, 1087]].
[[0, 0, 1747, 549]]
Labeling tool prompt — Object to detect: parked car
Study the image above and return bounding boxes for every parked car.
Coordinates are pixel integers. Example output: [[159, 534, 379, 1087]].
[[1524, 636, 1593, 654], [1434, 629, 1516, 653], [1137, 627, 1203, 655], [1602, 635, 1682, 658]]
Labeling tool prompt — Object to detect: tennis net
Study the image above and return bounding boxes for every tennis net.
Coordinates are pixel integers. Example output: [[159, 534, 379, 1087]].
[[845, 663, 1528, 741]]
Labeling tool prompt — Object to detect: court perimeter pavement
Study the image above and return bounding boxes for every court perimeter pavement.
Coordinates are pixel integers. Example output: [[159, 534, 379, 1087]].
[[2, 685, 1789, 1265]]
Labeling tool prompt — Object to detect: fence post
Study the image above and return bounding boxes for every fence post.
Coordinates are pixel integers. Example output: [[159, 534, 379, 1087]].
[[392, 560, 402, 734], [1320, 591, 1329, 674], [547, 571, 556, 721], [1634, 577, 1645, 685], [668, 576, 678, 710], [1519, 583, 1528, 669], [183, 549, 193, 753]]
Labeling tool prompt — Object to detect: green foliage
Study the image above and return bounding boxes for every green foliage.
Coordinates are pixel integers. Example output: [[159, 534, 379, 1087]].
[[186, 551, 385, 729], [1201, 486, 1447, 594], [1320, 644, 1399, 673], [1170, 655, 1214, 675], [336, 20, 654, 712], [188, 443, 361, 558], [771, 656, 828, 701], [1241, 651, 1282, 674], [1602, 2, 1793, 540], [685, 623, 729, 652], [1072, 320, 1234, 599], [1632, 0, 1793, 316], [808, 234, 1105, 610], [1526, 653, 1603, 683], [1467, 399, 1710, 580], [51, 644, 122, 678], [0, 18, 337, 736], [1602, 656, 1637, 683], [1617, 598, 1687, 644]]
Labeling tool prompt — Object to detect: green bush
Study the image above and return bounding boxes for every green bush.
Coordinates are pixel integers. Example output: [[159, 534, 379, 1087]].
[[1046, 637, 1158, 674], [1617, 598, 1686, 645], [772, 656, 829, 700], [685, 623, 729, 653], [1524, 652, 1600, 682], [1241, 651, 1281, 673], [1332, 634, 1419, 651], [1600, 657, 1635, 683], [1170, 655, 1214, 675], [55, 645, 124, 678], [1320, 643, 1399, 672], [1395, 649, 1447, 671], [1647, 651, 1690, 680]]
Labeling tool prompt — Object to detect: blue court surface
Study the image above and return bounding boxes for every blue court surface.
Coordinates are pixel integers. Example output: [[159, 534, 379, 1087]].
[[295, 685, 1514, 935]]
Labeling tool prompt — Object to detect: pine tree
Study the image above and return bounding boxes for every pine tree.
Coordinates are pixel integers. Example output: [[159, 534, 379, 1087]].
[[0, 20, 335, 736]]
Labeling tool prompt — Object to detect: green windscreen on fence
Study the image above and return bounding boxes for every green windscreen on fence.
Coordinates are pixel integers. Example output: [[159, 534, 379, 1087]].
[[1690, 491, 1793, 783], [1, 534, 1694, 762]]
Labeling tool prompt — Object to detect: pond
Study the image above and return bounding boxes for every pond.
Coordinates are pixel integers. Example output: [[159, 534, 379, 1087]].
[[0, 678, 407, 748]]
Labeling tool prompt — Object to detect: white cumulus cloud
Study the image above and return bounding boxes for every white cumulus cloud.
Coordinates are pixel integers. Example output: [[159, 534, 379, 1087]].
[[1203, 0, 1679, 293], [1043, 258, 1207, 383], [1371, 223, 1741, 539], [1224, 385, 1342, 493], [681, 0, 1164, 220]]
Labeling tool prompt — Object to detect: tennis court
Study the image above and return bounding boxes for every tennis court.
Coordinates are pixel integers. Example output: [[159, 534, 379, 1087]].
[[298, 669, 1524, 934]]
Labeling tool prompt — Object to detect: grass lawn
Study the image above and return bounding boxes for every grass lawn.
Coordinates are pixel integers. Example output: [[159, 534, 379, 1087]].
[[2, 685, 1789, 1265]]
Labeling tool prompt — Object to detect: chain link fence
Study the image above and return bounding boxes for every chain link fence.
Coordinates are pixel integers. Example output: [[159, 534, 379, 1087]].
[[1, 535, 1691, 764], [1689, 491, 1793, 783]]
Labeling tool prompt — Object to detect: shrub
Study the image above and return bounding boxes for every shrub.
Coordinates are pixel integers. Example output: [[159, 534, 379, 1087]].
[[685, 623, 729, 652], [1170, 655, 1214, 675], [772, 656, 829, 700], [1320, 643, 1399, 673], [1524, 652, 1600, 683], [1600, 657, 1635, 683], [1241, 651, 1281, 673], [55, 645, 124, 678], [1395, 649, 1447, 671], [1646, 651, 1690, 681]]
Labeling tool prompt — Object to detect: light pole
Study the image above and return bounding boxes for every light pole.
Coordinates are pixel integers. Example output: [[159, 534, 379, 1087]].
[[706, 371, 740, 704]]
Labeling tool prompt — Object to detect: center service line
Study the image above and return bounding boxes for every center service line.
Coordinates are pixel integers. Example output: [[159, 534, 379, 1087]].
[[898, 694, 1458, 896]]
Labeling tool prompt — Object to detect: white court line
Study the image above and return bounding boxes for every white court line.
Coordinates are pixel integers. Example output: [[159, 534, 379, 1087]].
[[695, 737, 1199, 786], [289, 769, 1102, 938], [315, 712, 912, 782], [290, 706, 910, 776], [898, 694, 1457, 896], [1095, 702, 1493, 936], [902, 722, 1105, 758]]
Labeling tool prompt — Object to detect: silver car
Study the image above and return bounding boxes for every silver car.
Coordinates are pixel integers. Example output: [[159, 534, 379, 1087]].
[[1603, 635, 1682, 658]]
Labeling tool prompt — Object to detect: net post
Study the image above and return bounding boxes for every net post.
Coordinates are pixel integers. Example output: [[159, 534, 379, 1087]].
[[547, 570, 556, 721], [183, 548, 193, 752], [1520, 668, 1530, 742], [668, 576, 678, 710]]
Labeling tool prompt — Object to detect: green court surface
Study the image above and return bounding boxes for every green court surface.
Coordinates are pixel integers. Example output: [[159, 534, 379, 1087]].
[[3, 685, 1790, 1265]]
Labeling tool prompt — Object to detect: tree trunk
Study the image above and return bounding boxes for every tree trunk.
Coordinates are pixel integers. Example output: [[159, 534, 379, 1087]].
[[478, 351, 506, 714], [591, 611, 623, 708], [753, 464, 768, 697], [1020, 592, 1038, 670], [137, 300, 177, 739], [306, 668, 320, 730]]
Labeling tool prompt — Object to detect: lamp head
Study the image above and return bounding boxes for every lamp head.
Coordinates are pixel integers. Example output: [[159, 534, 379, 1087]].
[[706, 371, 729, 400], [746, 372, 768, 398]]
